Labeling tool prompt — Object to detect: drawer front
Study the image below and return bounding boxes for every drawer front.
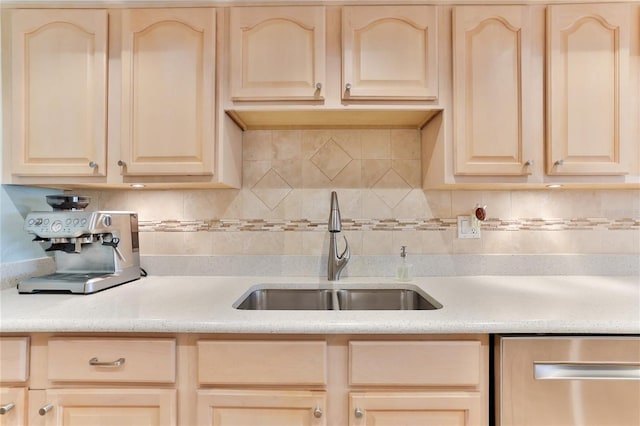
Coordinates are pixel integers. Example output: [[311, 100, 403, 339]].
[[48, 338, 176, 383], [0, 337, 29, 383], [198, 340, 327, 386], [350, 341, 481, 387]]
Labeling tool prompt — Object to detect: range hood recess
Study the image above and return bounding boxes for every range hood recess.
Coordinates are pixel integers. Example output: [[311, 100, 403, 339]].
[[226, 108, 441, 130]]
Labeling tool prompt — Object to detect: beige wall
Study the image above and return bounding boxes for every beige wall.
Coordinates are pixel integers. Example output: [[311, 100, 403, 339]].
[[81, 129, 639, 257]]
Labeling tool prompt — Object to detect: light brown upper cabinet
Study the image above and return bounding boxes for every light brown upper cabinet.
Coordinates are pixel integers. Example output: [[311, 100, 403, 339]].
[[4, 8, 242, 189], [452, 6, 537, 176], [547, 4, 631, 176], [342, 6, 438, 101], [120, 9, 217, 177], [228, 6, 326, 101], [8, 9, 108, 178]]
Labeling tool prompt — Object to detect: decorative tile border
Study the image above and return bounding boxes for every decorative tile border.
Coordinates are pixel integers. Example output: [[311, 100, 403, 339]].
[[139, 218, 640, 232]]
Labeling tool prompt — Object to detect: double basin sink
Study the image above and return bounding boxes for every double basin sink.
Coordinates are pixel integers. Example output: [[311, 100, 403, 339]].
[[234, 284, 442, 311]]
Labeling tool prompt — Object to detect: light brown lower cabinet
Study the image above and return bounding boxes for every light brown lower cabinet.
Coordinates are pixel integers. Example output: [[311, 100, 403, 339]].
[[29, 388, 176, 426], [0, 387, 27, 426], [349, 392, 482, 425], [197, 390, 327, 426], [196, 337, 488, 426], [0, 334, 488, 425]]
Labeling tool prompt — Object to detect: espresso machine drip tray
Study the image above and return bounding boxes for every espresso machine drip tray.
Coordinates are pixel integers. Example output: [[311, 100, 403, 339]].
[[18, 271, 139, 294]]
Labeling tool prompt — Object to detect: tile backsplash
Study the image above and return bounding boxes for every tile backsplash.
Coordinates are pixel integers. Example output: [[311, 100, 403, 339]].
[[82, 129, 639, 257]]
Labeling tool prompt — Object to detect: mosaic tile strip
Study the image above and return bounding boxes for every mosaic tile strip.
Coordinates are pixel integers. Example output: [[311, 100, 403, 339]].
[[138, 218, 640, 232]]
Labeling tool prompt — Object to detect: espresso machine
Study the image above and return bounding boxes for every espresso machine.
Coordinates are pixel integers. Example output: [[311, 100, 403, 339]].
[[18, 195, 141, 294]]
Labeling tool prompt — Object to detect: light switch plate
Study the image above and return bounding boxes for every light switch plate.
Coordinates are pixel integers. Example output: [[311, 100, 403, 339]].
[[457, 216, 481, 239]]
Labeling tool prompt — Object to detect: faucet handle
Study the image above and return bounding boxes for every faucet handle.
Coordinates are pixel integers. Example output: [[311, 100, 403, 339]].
[[339, 235, 350, 262]]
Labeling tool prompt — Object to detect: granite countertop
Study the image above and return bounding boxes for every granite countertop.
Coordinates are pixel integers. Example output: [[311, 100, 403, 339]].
[[0, 275, 638, 334]]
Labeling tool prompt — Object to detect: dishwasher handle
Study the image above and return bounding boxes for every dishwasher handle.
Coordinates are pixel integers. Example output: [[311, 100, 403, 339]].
[[534, 363, 640, 381]]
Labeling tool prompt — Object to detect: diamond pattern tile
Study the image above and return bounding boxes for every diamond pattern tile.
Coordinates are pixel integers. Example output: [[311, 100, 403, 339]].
[[251, 169, 292, 210], [372, 169, 412, 208], [311, 138, 353, 180]]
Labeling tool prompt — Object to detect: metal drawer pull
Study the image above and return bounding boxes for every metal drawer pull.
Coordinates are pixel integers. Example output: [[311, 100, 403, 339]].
[[535, 363, 640, 380], [39, 404, 54, 416], [313, 407, 322, 418], [354, 407, 364, 418], [89, 357, 126, 367], [0, 403, 15, 414]]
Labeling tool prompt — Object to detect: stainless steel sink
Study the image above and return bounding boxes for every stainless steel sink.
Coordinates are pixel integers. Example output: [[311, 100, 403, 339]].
[[234, 285, 442, 311], [234, 288, 334, 310], [336, 288, 442, 310]]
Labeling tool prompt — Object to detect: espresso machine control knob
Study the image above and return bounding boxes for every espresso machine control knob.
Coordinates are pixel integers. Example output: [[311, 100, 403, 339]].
[[102, 215, 112, 227], [50, 220, 63, 233]]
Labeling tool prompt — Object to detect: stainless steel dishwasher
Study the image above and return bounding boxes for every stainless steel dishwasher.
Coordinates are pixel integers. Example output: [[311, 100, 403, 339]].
[[495, 335, 640, 426]]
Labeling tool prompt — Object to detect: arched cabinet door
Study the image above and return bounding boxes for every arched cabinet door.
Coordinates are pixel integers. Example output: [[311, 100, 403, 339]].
[[546, 4, 631, 176], [10, 9, 108, 177], [229, 6, 326, 101], [342, 6, 438, 101], [120, 9, 216, 176], [452, 6, 537, 176]]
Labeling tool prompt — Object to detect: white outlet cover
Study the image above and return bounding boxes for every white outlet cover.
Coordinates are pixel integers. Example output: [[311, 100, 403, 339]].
[[457, 216, 481, 239]]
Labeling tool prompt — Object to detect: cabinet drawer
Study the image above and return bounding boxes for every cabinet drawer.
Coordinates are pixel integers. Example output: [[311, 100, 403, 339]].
[[198, 340, 327, 386], [48, 338, 176, 383], [0, 337, 29, 383], [350, 341, 481, 386]]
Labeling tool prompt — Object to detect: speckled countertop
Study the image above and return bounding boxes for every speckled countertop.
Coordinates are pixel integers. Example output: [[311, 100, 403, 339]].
[[0, 275, 638, 334]]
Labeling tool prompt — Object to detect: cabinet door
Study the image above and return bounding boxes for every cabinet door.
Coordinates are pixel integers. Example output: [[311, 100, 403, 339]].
[[0, 388, 26, 426], [10, 9, 107, 177], [120, 9, 216, 176], [37, 388, 176, 426], [342, 6, 437, 100], [229, 7, 325, 101], [350, 392, 482, 426], [547, 4, 631, 175], [453, 6, 536, 176], [198, 389, 326, 426]]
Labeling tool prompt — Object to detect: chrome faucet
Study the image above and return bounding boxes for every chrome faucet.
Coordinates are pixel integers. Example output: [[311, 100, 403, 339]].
[[327, 191, 350, 281]]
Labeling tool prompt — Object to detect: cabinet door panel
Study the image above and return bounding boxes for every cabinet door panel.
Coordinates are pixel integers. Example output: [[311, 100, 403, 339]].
[[0, 388, 26, 426], [453, 6, 535, 176], [350, 392, 482, 426], [547, 4, 630, 175], [198, 340, 327, 386], [0, 337, 29, 383], [10, 9, 107, 177], [121, 9, 215, 176], [342, 6, 437, 100], [39, 389, 176, 426], [198, 390, 326, 426], [229, 7, 325, 101]]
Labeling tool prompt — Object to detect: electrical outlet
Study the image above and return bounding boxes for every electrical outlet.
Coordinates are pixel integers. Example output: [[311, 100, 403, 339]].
[[457, 216, 481, 239]]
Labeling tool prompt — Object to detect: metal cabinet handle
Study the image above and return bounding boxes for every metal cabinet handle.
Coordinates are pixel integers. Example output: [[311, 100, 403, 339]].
[[88, 161, 98, 169], [39, 404, 54, 416], [535, 363, 640, 380], [345, 83, 352, 90], [0, 403, 15, 415], [117, 160, 126, 167], [315, 82, 322, 90], [525, 160, 534, 166], [555, 159, 564, 166], [89, 357, 125, 367], [354, 407, 364, 418], [313, 407, 322, 418]]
